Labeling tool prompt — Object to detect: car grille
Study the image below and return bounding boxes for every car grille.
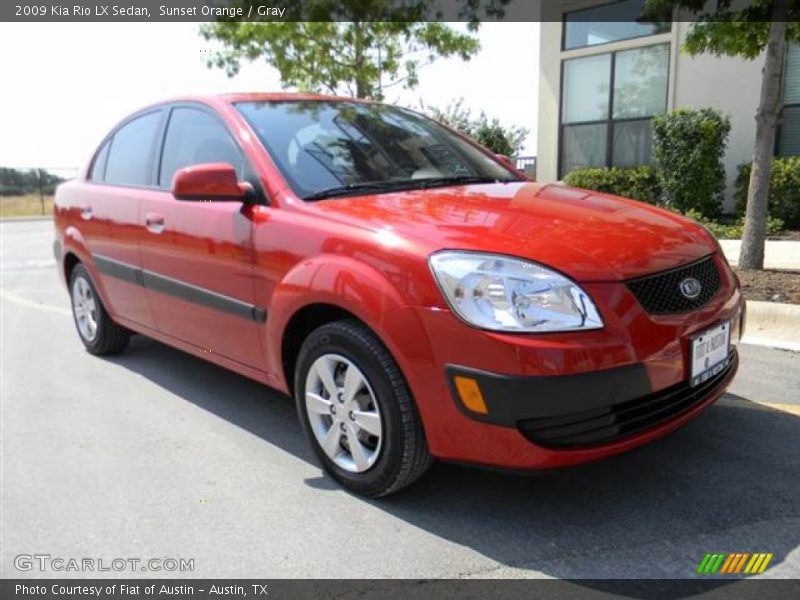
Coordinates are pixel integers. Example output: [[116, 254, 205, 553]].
[[517, 350, 737, 449], [626, 255, 721, 315]]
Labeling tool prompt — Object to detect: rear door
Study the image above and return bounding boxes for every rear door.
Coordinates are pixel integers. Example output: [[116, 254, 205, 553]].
[[138, 104, 265, 369], [80, 109, 163, 328]]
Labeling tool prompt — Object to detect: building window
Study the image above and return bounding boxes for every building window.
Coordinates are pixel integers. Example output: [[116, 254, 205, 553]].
[[778, 44, 800, 156], [563, 0, 671, 51], [559, 43, 669, 177]]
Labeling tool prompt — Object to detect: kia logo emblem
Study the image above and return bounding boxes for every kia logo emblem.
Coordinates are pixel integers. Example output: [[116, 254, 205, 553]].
[[679, 277, 702, 299]]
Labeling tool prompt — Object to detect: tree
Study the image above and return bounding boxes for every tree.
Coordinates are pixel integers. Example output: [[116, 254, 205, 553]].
[[421, 99, 528, 156], [651, 108, 731, 218], [201, 1, 510, 100], [0, 168, 65, 196], [645, 0, 800, 269]]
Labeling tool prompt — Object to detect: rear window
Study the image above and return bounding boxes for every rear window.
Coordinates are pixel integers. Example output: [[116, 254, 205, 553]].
[[104, 110, 162, 186]]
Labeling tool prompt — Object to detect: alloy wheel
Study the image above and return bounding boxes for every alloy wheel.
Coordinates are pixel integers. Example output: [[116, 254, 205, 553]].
[[304, 354, 383, 473], [72, 276, 98, 342]]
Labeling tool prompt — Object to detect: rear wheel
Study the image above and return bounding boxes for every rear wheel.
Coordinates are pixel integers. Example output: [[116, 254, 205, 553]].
[[69, 263, 129, 355], [294, 320, 432, 497]]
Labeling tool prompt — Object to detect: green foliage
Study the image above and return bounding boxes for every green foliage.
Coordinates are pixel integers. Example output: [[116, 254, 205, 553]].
[[651, 108, 730, 218], [643, 1, 800, 58], [0, 168, 64, 196], [200, 1, 515, 99], [562, 166, 661, 205], [421, 99, 528, 156], [682, 209, 784, 240], [735, 157, 800, 228]]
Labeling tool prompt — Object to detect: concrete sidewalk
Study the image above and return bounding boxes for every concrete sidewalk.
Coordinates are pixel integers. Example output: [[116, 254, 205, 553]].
[[720, 240, 800, 270]]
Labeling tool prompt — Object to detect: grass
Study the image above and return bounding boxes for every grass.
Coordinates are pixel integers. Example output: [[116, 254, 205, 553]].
[[0, 194, 54, 218]]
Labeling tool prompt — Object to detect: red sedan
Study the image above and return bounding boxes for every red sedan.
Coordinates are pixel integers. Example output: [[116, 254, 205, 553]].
[[54, 94, 742, 496]]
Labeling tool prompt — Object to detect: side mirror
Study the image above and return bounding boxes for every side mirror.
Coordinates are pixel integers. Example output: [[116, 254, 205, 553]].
[[172, 163, 248, 202]]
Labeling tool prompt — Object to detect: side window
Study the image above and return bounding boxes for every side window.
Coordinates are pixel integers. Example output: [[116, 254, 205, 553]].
[[159, 107, 243, 188], [89, 139, 110, 181], [104, 111, 162, 186]]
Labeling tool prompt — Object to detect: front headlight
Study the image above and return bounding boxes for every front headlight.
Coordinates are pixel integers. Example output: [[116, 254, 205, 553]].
[[429, 251, 603, 333]]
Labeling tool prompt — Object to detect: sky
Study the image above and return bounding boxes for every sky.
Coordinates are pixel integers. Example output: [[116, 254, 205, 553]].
[[0, 22, 539, 172]]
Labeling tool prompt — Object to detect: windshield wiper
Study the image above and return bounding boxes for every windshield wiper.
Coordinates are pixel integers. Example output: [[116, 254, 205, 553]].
[[303, 175, 521, 202], [303, 180, 421, 201], [414, 175, 519, 189]]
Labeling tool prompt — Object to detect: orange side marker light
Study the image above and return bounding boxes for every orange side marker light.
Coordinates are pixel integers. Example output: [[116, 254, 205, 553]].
[[454, 376, 488, 415]]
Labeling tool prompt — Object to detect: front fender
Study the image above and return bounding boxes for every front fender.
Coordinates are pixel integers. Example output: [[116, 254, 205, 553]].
[[264, 253, 437, 397]]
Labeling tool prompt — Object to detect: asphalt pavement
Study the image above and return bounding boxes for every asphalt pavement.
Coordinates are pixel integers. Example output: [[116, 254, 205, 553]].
[[1, 219, 799, 581]]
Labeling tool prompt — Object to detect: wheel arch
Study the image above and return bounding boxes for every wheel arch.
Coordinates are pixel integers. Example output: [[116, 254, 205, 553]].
[[60, 225, 91, 283], [280, 303, 363, 396], [266, 253, 418, 395], [63, 251, 81, 282]]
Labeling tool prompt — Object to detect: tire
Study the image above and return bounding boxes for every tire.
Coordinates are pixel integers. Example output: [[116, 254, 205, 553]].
[[294, 320, 432, 497], [69, 263, 130, 355]]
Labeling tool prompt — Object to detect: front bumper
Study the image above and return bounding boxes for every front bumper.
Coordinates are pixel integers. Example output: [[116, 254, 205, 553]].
[[447, 350, 738, 449], [383, 253, 743, 470]]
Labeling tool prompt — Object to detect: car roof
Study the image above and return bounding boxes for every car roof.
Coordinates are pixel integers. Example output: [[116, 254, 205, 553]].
[[134, 92, 373, 113], [218, 92, 371, 103]]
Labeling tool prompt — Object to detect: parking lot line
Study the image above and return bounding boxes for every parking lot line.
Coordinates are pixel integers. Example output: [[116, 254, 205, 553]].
[[0, 287, 70, 316]]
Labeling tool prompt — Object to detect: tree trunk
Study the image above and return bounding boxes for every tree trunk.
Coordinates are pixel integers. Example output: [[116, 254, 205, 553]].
[[738, 4, 788, 270], [353, 21, 368, 99]]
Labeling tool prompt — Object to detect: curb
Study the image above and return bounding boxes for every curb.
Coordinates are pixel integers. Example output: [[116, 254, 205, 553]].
[[742, 301, 800, 352]]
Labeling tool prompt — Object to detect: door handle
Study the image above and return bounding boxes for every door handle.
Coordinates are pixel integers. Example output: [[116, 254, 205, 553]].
[[79, 204, 92, 220], [145, 212, 165, 234]]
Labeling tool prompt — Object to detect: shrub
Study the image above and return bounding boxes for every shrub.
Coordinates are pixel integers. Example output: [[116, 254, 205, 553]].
[[682, 209, 784, 240], [652, 108, 730, 218], [734, 157, 800, 229], [421, 99, 528, 157], [562, 166, 661, 204]]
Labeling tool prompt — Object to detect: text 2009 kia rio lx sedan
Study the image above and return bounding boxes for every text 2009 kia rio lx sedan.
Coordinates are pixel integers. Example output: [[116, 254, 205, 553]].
[[54, 93, 742, 497]]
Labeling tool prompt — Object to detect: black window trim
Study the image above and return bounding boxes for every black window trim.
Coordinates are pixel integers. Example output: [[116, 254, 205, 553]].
[[85, 107, 166, 191], [561, 0, 673, 52], [88, 138, 111, 183], [776, 45, 800, 157], [557, 41, 671, 179], [155, 104, 244, 187], [154, 101, 268, 205], [776, 103, 800, 157], [84, 101, 268, 204]]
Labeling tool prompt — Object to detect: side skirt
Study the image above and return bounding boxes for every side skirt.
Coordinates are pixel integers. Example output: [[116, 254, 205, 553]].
[[113, 314, 278, 390]]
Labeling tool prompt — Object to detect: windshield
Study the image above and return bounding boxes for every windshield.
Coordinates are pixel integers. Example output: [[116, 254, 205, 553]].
[[235, 100, 521, 200]]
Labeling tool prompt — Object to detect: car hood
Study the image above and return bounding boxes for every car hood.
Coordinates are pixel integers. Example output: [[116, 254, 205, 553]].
[[310, 181, 717, 282]]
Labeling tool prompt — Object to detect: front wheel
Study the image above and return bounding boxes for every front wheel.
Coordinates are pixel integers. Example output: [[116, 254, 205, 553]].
[[69, 263, 130, 355], [295, 320, 432, 497]]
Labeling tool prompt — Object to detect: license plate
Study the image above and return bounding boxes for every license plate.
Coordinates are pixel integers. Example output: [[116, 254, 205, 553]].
[[690, 321, 731, 386]]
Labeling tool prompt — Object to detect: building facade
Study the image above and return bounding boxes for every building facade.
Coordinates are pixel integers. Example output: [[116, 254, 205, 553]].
[[536, 0, 799, 211]]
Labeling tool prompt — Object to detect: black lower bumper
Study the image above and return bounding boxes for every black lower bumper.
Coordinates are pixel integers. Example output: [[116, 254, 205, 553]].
[[447, 349, 738, 449]]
